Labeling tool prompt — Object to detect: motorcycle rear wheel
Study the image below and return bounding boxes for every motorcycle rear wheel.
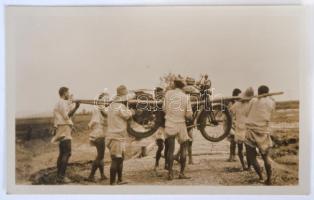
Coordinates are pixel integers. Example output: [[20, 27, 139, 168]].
[[127, 111, 160, 139]]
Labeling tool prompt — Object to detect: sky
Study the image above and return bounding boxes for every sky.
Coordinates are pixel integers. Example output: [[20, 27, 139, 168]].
[[6, 6, 304, 118]]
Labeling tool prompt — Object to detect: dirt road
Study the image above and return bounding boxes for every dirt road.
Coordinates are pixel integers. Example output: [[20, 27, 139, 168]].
[[29, 128, 298, 186]]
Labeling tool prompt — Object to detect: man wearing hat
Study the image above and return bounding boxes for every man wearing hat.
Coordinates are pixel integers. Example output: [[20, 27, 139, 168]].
[[163, 77, 193, 180], [184, 77, 199, 164], [106, 85, 134, 185], [245, 85, 276, 185], [229, 87, 254, 171]]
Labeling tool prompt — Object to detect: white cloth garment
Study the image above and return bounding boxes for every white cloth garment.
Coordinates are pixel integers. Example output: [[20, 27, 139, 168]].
[[154, 127, 165, 141], [53, 98, 73, 127], [230, 101, 251, 143], [245, 97, 276, 153], [106, 97, 133, 157], [88, 108, 107, 142], [163, 88, 193, 144], [51, 98, 74, 143], [163, 88, 193, 123], [106, 99, 133, 134], [246, 97, 276, 127]]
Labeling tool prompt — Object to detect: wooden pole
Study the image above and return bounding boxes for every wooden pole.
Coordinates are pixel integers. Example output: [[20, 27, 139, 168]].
[[73, 92, 284, 106]]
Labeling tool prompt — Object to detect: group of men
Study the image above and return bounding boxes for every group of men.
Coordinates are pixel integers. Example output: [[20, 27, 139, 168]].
[[52, 85, 133, 185], [52, 74, 276, 185], [227, 86, 276, 185]]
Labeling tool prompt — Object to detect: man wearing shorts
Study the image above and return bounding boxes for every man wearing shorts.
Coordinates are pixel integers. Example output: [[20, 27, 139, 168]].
[[163, 78, 193, 180], [86, 92, 109, 182], [173, 77, 199, 165], [52, 87, 80, 183], [245, 85, 276, 185], [106, 85, 134, 185]]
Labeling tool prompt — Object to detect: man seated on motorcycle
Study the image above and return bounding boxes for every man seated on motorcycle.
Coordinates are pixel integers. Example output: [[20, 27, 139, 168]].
[[196, 74, 212, 96], [197, 74, 211, 86]]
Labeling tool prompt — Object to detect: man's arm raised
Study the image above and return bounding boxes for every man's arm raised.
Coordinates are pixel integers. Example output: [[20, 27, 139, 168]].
[[68, 102, 80, 118]]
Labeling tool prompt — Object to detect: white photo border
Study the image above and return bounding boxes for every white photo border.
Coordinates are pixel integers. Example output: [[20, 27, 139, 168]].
[[1, 0, 313, 199]]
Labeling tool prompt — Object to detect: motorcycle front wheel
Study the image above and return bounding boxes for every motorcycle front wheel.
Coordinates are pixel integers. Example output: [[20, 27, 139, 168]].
[[198, 103, 232, 142]]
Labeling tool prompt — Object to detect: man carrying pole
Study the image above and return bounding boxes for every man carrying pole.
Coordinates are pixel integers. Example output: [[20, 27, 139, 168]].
[[86, 92, 109, 182], [163, 77, 193, 180], [173, 77, 199, 165], [52, 87, 80, 183], [244, 85, 276, 185], [106, 85, 134, 185], [153, 87, 166, 171]]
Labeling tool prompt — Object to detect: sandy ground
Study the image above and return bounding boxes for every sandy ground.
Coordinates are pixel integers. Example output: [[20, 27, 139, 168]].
[[16, 102, 299, 186]]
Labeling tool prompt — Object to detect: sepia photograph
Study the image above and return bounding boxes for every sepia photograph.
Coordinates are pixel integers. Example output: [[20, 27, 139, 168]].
[[4, 3, 311, 195]]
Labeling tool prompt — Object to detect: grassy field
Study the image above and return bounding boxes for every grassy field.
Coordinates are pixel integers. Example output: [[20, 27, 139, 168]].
[[16, 113, 92, 141], [15, 113, 151, 184]]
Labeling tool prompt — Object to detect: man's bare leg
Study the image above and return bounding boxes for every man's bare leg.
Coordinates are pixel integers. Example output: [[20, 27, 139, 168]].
[[245, 144, 252, 170], [117, 157, 127, 185], [246, 145, 263, 181], [261, 152, 272, 185], [56, 140, 71, 184], [178, 141, 191, 179], [228, 135, 236, 162], [154, 139, 164, 170], [164, 139, 169, 170], [238, 143, 246, 170], [173, 148, 180, 163], [110, 156, 118, 185], [165, 136, 175, 180], [188, 141, 193, 164]]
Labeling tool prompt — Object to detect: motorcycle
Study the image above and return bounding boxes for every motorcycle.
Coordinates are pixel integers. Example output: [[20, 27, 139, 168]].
[[126, 87, 232, 142], [74, 88, 283, 142]]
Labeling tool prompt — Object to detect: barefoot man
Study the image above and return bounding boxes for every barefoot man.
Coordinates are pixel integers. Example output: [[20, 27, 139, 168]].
[[227, 88, 242, 162], [245, 85, 276, 185], [52, 87, 80, 183], [86, 92, 109, 182], [153, 87, 166, 171], [163, 78, 193, 180], [229, 87, 254, 170], [173, 77, 199, 165]]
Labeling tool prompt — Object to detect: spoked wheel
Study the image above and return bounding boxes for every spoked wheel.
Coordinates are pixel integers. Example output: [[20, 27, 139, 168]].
[[127, 110, 160, 139], [198, 103, 232, 142]]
